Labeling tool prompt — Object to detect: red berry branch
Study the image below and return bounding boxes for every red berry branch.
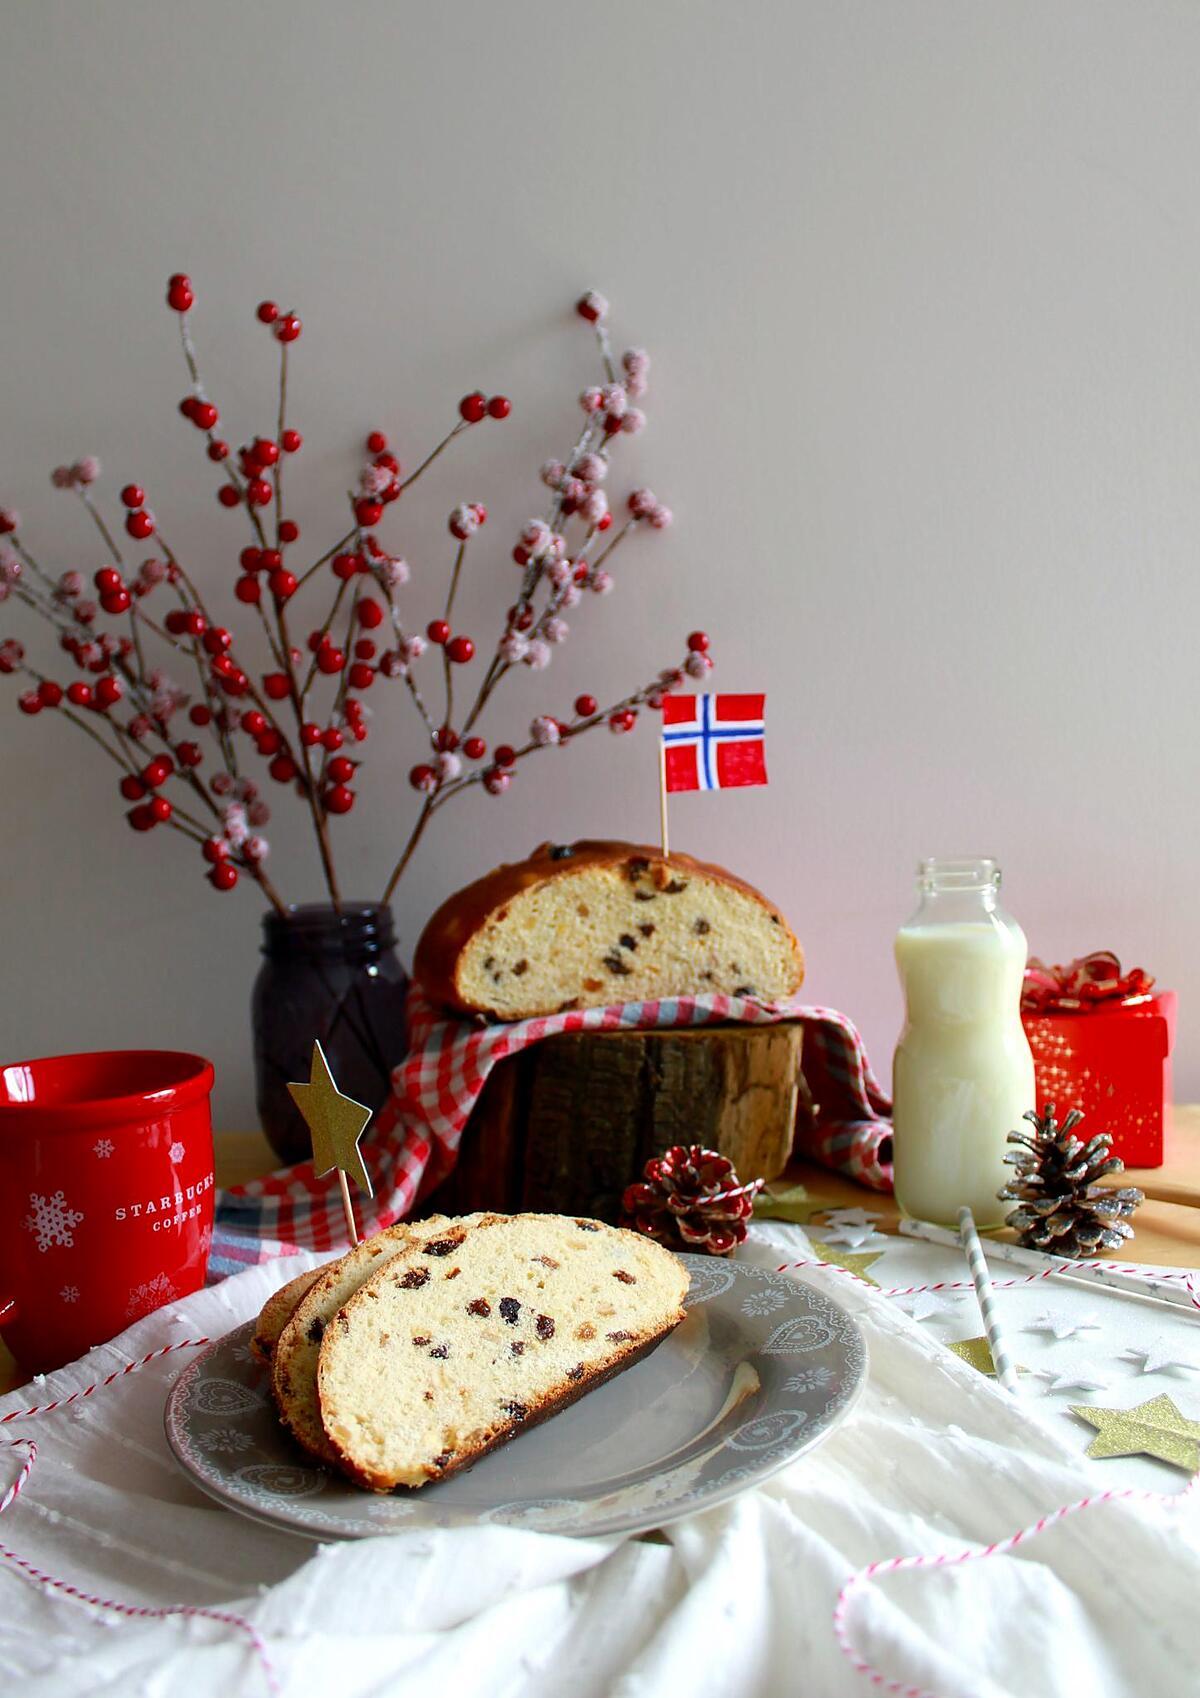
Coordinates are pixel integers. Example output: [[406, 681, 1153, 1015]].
[[0, 279, 713, 913]]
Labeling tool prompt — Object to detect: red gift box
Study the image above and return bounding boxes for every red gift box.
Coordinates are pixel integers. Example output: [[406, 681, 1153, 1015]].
[[1021, 953, 1176, 1169]]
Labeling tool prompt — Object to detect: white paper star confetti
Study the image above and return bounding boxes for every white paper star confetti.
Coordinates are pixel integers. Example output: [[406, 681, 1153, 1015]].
[[1122, 1338, 1200, 1376], [1031, 1366, 1111, 1395], [897, 1289, 970, 1323], [822, 1208, 883, 1230], [1025, 1310, 1102, 1342], [818, 1222, 889, 1250]]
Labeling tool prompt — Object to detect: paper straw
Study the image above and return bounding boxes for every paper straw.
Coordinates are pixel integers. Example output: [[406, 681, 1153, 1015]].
[[956, 1206, 1021, 1396], [899, 1217, 1200, 1321]]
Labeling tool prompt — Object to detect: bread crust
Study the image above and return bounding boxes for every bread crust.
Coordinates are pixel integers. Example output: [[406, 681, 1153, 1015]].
[[414, 839, 803, 1017], [250, 1267, 324, 1364]]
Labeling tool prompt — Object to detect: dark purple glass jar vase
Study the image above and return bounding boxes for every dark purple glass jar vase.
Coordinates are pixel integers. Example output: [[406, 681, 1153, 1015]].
[[252, 902, 409, 1164]]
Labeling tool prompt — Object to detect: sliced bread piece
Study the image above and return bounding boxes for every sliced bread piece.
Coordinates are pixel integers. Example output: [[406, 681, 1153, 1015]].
[[413, 840, 804, 1019], [250, 1266, 326, 1364], [271, 1220, 447, 1463], [317, 1211, 689, 1490]]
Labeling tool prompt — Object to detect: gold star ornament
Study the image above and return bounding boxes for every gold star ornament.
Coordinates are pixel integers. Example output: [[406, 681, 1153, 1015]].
[[808, 1239, 884, 1287], [1071, 1394, 1200, 1474], [287, 1041, 374, 1198]]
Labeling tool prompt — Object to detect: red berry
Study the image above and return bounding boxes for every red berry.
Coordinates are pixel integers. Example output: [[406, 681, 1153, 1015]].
[[120, 483, 144, 509], [483, 767, 511, 795], [366, 431, 388, 453], [207, 440, 230, 462], [433, 726, 459, 752], [408, 764, 436, 792], [251, 438, 279, 468], [176, 740, 203, 767], [150, 795, 173, 823], [355, 498, 382, 527], [374, 451, 399, 473], [241, 709, 267, 737], [179, 396, 199, 421], [494, 744, 516, 768], [268, 754, 297, 784], [301, 721, 321, 746], [247, 478, 272, 508], [327, 754, 355, 784], [275, 314, 302, 342], [332, 552, 360, 580], [350, 722, 368, 743], [235, 575, 261, 604], [278, 519, 299, 544], [143, 755, 173, 787], [355, 599, 383, 629], [463, 736, 486, 760], [687, 631, 710, 653], [575, 294, 602, 322], [128, 803, 156, 831], [125, 510, 155, 540], [192, 401, 219, 431], [208, 861, 239, 891], [460, 391, 488, 422], [95, 567, 123, 594], [574, 694, 598, 718], [426, 619, 450, 645], [324, 782, 355, 814], [94, 675, 123, 709], [189, 703, 212, 726], [268, 569, 297, 601], [256, 728, 282, 756], [37, 679, 63, 707], [202, 836, 227, 863], [17, 690, 42, 715], [101, 589, 132, 614], [353, 638, 377, 661], [257, 300, 279, 323], [281, 429, 303, 453], [486, 395, 511, 419], [166, 276, 194, 312], [218, 485, 241, 508], [597, 512, 613, 531], [263, 673, 291, 700], [202, 626, 231, 655], [316, 646, 344, 675], [120, 774, 145, 801], [446, 635, 475, 664], [609, 709, 637, 733], [347, 661, 374, 690], [321, 726, 343, 751], [512, 546, 529, 567]]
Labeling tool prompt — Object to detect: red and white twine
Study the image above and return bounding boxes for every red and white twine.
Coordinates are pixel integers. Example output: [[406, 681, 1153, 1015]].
[[777, 1253, 1200, 1694], [0, 1336, 281, 1696]]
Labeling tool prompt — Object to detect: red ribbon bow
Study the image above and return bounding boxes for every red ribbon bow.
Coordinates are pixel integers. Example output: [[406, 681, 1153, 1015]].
[[1021, 950, 1155, 1015]]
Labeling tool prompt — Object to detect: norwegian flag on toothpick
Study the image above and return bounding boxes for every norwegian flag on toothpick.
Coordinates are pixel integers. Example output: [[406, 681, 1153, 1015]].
[[661, 693, 768, 793]]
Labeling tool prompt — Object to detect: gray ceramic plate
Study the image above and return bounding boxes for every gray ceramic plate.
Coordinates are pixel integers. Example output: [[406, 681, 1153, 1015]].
[[164, 1255, 867, 1540]]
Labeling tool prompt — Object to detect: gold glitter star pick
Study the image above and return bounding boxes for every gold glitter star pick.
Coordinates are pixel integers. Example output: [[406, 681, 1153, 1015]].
[[1071, 1394, 1200, 1474], [288, 1041, 373, 1244]]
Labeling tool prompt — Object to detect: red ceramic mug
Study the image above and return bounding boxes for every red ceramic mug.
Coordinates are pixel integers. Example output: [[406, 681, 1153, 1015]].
[[0, 1050, 215, 1376]]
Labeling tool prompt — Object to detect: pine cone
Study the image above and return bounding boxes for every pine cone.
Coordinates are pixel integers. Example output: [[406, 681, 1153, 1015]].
[[621, 1145, 757, 1257], [998, 1103, 1144, 1255]]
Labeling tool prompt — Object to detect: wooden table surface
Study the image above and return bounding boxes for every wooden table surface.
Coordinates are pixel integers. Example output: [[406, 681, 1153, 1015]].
[[4, 1109, 1198, 1397]]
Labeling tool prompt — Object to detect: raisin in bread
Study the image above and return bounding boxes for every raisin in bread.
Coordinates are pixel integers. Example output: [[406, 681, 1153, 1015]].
[[272, 1221, 447, 1462], [250, 1266, 325, 1364], [414, 840, 804, 1019], [317, 1212, 689, 1490]]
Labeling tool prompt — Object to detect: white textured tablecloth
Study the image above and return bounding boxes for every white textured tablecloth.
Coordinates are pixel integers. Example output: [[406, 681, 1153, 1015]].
[[2, 1222, 1199, 1698]]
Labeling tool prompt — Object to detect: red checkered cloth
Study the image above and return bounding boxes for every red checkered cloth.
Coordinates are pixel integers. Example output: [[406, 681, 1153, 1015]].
[[213, 986, 893, 1275]]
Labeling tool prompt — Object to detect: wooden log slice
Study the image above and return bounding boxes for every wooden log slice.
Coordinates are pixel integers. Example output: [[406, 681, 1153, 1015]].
[[430, 1021, 802, 1224]]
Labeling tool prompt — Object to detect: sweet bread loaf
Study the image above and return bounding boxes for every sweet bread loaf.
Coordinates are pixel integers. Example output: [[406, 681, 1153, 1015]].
[[414, 840, 803, 1020], [250, 1267, 324, 1364], [317, 1212, 688, 1490]]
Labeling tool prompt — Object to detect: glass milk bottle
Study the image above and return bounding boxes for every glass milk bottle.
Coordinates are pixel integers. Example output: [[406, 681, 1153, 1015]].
[[892, 858, 1034, 1227]]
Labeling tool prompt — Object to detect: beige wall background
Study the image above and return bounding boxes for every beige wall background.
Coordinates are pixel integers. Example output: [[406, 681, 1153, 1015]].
[[3, 0, 1198, 1128]]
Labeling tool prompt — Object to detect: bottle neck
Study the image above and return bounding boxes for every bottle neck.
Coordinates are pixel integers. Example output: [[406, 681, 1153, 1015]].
[[907, 858, 1004, 926], [261, 902, 396, 964]]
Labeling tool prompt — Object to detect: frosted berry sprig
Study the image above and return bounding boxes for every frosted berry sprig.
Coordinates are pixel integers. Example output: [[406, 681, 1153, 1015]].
[[0, 278, 712, 912]]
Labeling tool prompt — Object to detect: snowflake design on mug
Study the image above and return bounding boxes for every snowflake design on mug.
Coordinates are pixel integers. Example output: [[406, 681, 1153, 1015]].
[[168, 1141, 185, 1164], [60, 1285, 80, 1304], [24, 1190, 85, 1252], [92, 1138, 114, 1159]]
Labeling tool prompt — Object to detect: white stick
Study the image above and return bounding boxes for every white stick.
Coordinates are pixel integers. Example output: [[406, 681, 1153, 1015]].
[[338, 1170, 360, 1246], [899, 1217, 1200, 1320], [957, 1207, 1021, 1396], [658, 739, 670, 860]]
